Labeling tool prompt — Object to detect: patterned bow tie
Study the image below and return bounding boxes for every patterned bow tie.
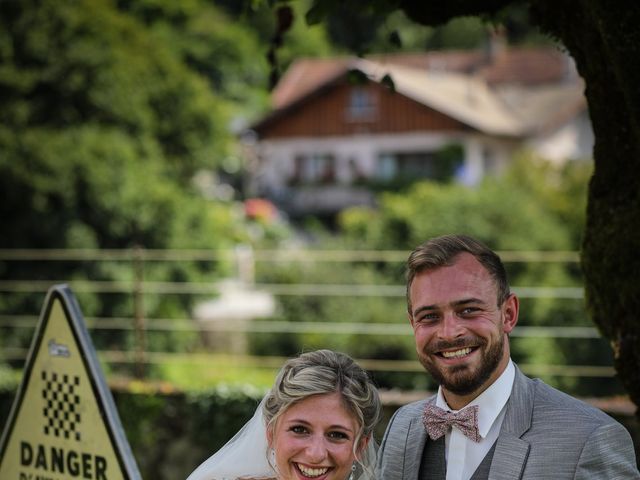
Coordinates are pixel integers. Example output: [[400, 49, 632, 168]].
[[422, 403, 481, 442]]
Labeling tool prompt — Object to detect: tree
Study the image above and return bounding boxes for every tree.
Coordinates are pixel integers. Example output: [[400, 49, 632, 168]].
[[275, 0, 640, 413], [528, 1, 640, 415], [0, 0, 258, 361]]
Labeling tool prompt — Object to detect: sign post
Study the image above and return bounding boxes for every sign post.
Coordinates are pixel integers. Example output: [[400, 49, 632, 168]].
[[0, 284, 142, 479]]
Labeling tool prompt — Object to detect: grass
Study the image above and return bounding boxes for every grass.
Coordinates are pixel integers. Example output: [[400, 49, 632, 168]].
[[145, 353, 283, 392]]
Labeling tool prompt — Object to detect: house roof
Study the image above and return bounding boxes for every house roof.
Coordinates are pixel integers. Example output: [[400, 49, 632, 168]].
[[354, 59, 524, 136], [257, 47, 585, 138], [271, 57, 352, 109], [494, 83, 587, 135], [273, 47, 578, 108]]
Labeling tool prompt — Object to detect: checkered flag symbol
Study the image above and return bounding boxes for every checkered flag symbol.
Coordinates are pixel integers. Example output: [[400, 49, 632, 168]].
[[41, 370, 82, 441]]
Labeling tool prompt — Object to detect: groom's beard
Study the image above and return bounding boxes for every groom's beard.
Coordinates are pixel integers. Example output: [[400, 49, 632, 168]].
[[418, 335, 504, 396]]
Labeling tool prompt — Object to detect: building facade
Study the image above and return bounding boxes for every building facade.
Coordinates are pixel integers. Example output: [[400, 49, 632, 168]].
[[246, 49, 592, 218]]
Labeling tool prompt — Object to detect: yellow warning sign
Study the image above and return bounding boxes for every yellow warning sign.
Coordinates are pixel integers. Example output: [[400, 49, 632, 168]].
[[0, 285, 141, 480]]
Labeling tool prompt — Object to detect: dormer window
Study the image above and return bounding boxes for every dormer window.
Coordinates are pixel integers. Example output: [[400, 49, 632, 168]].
[[346, 87, 377, 121]]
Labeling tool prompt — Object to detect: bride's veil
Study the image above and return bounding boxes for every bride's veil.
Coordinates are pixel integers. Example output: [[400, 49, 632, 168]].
[[185, 396, 378, 480]]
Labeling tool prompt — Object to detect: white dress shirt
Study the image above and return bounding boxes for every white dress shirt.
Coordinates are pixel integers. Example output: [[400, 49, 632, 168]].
[[435, 359, 515, 480]]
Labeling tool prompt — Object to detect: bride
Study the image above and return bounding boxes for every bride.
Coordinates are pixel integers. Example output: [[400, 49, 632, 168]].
[[186, 349, 381, 480]]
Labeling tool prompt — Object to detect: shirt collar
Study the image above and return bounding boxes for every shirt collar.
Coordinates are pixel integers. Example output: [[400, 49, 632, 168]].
[[435, 359, 515, 438]]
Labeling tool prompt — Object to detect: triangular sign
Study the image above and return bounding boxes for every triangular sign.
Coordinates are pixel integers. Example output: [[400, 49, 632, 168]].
[[0, 284, 141, 480]]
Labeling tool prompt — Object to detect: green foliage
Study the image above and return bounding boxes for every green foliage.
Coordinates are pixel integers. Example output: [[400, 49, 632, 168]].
[[0, 0, 232, 181], [0, 123, 243, 304], [0, 0, 274, 371], [249, 253, 425, 389], [338, 174, 573, 252], [155, 355, 278, 391], [234, 0, 335, 85], [423, 16, 492, 50], [504, 152, 591, 246], [118, 0, 271, 122], [286, 1, 552, 54], [0, 364, 21, 392]]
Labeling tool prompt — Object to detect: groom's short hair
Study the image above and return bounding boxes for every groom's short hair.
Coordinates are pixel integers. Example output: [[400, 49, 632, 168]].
[[406, 234, 510, 313]]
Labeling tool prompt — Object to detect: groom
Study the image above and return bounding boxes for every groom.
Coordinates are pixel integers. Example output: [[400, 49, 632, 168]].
[[377, 234, 639, 479]]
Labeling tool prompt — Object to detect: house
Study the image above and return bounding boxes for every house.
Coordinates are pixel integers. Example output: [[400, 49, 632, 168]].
[[244, 46, 592, 219]]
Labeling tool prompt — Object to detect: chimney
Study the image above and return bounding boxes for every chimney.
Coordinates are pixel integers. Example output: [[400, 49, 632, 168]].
[[484, 26, 507, 65]]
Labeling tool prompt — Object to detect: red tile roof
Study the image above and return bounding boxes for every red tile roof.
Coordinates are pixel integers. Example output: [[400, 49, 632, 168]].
[[272, 47, 577, 110], [272, 57, 352, 109]]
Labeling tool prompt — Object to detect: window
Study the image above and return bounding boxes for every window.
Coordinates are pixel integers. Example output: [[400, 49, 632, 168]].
[[376, 145, 464, 184], [375, 152, 438, 182], [346, 87, 377, 121], [291, 154, 336, 184], [377, 154, 398, 181]]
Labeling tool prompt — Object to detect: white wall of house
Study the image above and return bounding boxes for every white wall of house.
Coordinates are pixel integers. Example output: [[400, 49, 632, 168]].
[[251, 131, 516, 197], [528, 111, 594, 164]]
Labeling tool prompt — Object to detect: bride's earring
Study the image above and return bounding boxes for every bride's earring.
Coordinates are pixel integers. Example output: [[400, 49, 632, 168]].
[[348, 463, 356, 480]]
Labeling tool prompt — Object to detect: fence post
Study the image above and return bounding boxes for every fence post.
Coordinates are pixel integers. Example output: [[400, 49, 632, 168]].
[[235, 244, 255, 285], [132, 245, 146, 378]]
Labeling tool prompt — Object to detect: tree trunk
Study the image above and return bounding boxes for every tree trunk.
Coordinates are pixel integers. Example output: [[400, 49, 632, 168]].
[[530, 0, 640, 415]]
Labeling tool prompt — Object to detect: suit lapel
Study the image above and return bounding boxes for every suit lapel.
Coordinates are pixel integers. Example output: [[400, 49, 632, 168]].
[[489, 366, 533, 480], [404, 412, 429, 480]]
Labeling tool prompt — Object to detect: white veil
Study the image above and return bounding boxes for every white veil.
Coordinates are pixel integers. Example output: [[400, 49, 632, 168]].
[[186, 396, 378, 480]]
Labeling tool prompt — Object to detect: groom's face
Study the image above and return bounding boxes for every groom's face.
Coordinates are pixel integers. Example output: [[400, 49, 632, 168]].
[[408, 253, 518, 407]]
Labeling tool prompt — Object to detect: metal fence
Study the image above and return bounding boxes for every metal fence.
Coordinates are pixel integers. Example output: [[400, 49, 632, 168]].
[[0, 247, 615, 381]]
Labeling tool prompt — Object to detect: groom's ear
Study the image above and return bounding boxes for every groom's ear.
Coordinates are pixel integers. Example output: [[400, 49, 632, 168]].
[[501, 293, 519, 334]]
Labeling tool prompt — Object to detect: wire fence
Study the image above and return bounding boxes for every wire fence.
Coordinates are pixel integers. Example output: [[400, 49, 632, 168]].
[[0, 247, 615, 382]]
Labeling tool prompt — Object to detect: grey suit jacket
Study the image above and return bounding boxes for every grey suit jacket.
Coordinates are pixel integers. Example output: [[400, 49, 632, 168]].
[[377, 366, 639, 479]]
